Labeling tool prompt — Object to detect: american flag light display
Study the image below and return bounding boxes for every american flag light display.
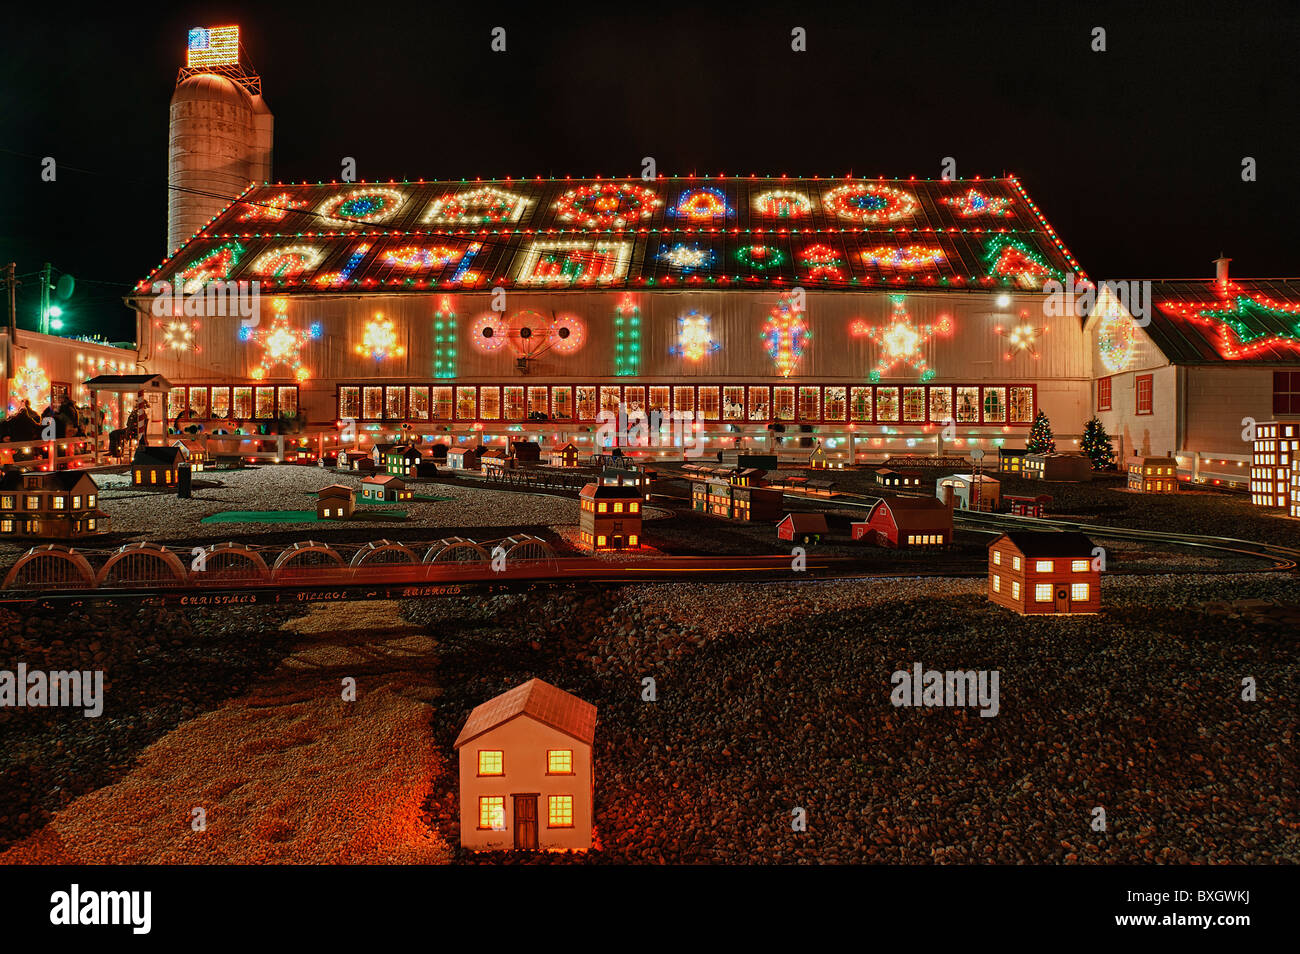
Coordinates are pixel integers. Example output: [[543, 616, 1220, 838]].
[[187, 26, 241, 68]]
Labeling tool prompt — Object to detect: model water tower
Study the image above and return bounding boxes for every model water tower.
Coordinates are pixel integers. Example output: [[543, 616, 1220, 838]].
[[167, 26, 273, 254]]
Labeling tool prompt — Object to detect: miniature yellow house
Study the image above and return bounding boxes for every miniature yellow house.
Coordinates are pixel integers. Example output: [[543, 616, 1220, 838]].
[[454, 678, 596, 852]]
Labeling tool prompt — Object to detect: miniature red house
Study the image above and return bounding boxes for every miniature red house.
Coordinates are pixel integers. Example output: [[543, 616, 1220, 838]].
[[172, 438, 207, 472], [316, 484, 355, 520], [851, 497, 951, 548], [1004, 493, 1052, 517], [548, 442, 581, 467], [510, 440, 541, 462], [454, 678, 596, 852], [987, 531, 1100, 615], [1127, 456, 1179, 493], [579, 483, 642, 551], [777, 512, 828, 545], [481, 450, 515, 476]]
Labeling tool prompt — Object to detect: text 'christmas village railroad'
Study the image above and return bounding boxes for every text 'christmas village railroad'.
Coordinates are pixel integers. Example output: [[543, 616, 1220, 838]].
[[0, 22, 1294, 872]]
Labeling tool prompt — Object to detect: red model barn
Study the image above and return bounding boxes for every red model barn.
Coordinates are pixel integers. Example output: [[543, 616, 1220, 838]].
[[777, 512, 828, 544], [852, 497, 952, 548], [454, 678, 596, 852], [987, 531, 1100, 615], [1004, 493, 1052, 517]]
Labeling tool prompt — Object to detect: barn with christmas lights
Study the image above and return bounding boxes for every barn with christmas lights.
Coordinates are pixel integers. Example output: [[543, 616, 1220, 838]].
[[126, 175, 1099, 464]]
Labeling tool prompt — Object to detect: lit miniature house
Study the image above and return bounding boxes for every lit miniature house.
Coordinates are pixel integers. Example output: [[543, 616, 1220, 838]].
[[454, 678, 596, 852], [1023, 453, 1092, 482], [132, 444, 184, 487], [447, 446, 484, 470], [852, 497, 951, 548], [1251, 422, 1296, 509], [385, 444, 423, 478], [808, 441, 843, 470], [997, 447, 1028, 475], [346, 450, 376, 472], [691, 478, 783, 522], [548, 442, 581, 468], [481, 450, 514, 477], [987, 531, 1100, 616], [370, 442, 398, 467], [172, 438, 207, 472], [777, 512, 828, 545], [579, 482, 642, 551], [1005, 493, 1052, 517], [936, 473, 1000, 511], [1127, 456, 1180, 493], [0, 470, 110, 539], [600, 461, 656, 501], [360, 474, 413, 504], [875, 467, 923, 489], [316, 484, 355, 520]]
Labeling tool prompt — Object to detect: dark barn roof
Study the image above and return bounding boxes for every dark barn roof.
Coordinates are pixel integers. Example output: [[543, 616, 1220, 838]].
[[1145, 279, 1300, 365], [135, 176, 1084, 295]]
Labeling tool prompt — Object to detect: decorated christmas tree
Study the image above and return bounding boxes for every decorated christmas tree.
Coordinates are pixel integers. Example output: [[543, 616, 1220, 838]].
[[1080, 416, 1115, 470], [1026, 410, 1056, 454]]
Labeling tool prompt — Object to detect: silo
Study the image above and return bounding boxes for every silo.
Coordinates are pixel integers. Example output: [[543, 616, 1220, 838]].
[[166, 26, 273, 255]]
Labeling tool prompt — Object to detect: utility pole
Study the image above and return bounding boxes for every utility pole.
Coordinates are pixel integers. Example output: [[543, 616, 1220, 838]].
[[4, 263, 15, 413], [39, 262, 52, 335]]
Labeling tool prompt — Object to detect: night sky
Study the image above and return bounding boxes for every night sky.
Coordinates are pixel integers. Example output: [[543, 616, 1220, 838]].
[[3, 0, 1297, 341]]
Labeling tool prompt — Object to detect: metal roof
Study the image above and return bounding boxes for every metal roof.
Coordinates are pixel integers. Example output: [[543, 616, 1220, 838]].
[[135, 176, 1085, 296], [1143, 279, 1300, 365]]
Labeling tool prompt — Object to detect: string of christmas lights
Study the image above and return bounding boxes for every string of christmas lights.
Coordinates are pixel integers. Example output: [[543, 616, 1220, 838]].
[[800, 243, 846, 281], [982, 235, 1061, 289], [179, 241, 244, 293], [423, 186, 532, 225], [249, 245, 324, 281], [316, 187, 407, 227], [433, 297, 457, 378], [1159, 289, 1300, 359], [752, 190, 813, 218], [735, 244, 786, 270], [1096, 304, 1136, 372], [236, 193, 309, 222], [995, 312, 1046, 360], [470, 313, 509, 354], [615, 294, 641, 376], [852, 295, 952, 382], [944, 188, 1011, 217], [553, 183, 662, 228], [762, 294, 810, 377], [658, 243, 714, 270], [670, 187, 730, 221], [355, 314, 405, 361], [823, 184, 917, 223], [314, 243, 371, 287], [860, 245, 946, 270], [240, 298, 320, 382]]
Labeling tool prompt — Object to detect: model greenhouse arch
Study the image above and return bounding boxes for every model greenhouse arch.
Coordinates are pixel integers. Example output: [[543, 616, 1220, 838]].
[[2, 545, 97, 590], [497, 534, 556, 564], [272, 540, 345, 580], [96, 542, 188, 588], [422, 537, 490, 564], [192, 543, 271, 585], [350, 539, 418, 567]]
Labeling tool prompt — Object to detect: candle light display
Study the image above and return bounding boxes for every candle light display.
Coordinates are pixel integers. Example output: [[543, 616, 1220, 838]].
[[823, 183, 917, 223], [763, 294, 810, 377], [671, 310, 720, 361], [355, 314, 405, 361], [852, 295, 952, 382], [752, 189, 812, 218], [944, 189, 1011, 217], [553, 183, 662, 228], [241, 298, 320, 382], [316, 187, 407, 227]]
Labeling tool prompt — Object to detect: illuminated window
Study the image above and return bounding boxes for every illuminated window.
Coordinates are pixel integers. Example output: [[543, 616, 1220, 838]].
[[629, 502, 639, 513], [992, 575, 1001, 593], [993, 550, 1001, 565], [613, 502, 623, 513], [548, 795, 574, 828], [72, 496, 81, 509], [1071, 582, 1089, 601], [629, 534, 639, 546], [478, 750, 504, 776], [1012, 581, 1021, 599], [1034, 560, 1053, 573], [597, 535, 606, 547], [479, 796, 506, 830], [1035, 583, 1052, 602], [86, 518, 96, 530], [1012, 556, 1022, 571], [547, 750, 574, 774], [52, 497, 65, 510], [1071, 559, 1090, 572], [323, 508, 332, 517], [598, 502, 607, 513]]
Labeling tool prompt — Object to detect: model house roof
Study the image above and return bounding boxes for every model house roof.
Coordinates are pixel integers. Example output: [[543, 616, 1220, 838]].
[[779, 512, 829, 533], [876, 467, 921, 477], [998, 447, 1027, 457], [865, 497, 952, 530], [133, 445, 183, 466], [388, 444, 421, 458], [1141, 279, 1300, 365], [1004, 493, 1052, 503], [362, 474, 404, 486], [580, 482, 642, 500], [0, 470, 98, 493], [941, 473, 1000, 484], [994, 531, 1096, 558], [316, 484, 353, 498], [133, 176, 1083, 296], [551, 442, 578, 452], [454, 678, 597, 748]]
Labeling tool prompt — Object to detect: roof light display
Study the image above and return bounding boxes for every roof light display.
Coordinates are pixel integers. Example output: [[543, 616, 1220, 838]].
[[1159, 289, 1300, 360], [237, 194, 309, 222], [822, 183, 918, 223], [861, 245, 946, 270], [659, 243, 714, 270], [736, 245, 787, 270], [983, 235, 1061, 289], [670, 187, 730, 221], [753, 189, 812, 218], [178, 241, 244, 293], [249, 245, 324, 281], [763, 293, 810, 377], [515, 240, 632, 285], [553, 183, 662, 228], [316, 187, 407, 227], [944, 188, 1011, 217], [423, 186, 532, 225]]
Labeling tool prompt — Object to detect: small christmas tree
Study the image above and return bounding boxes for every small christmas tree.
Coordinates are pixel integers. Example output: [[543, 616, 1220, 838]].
[[1026, 410, 1056, 454], [1080, 416, 1115, 470]]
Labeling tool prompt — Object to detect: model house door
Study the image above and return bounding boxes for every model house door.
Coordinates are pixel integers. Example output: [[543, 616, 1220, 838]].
[[612, 534, 624, 548], [513, 795, 538, 849], [1055, 586, 1070, 613]]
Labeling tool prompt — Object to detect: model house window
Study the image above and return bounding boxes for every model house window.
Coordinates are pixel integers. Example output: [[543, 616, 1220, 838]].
[[630, 502, 640, 513], [1035, 560, 1053, 573], [1035, 583, 1053, 602], [52, 497, 65, 510], [1097, 377, 1112, 412], [598, 502, 607, 513], [993, 551, 1002, 566], [629, 534, 639, 546], [992, 575, 1001, 593], [548, 795, 574, 828], [1012, 556, 1022, 571], [479, 796, 506, 830], [24, 495, 39, 510], [1071, 559, 1090, 572], [1136, 374, 1153, 415], [613, 502, 623, 513], [86, 518, 96, 530], [597, 535, 606, 547], [322, 508, 331, 518], [478, 750, 504, 776], [1011, 581, 1021, 599], [547, 750, 574, 774], [71, 495, 81, 509], [1071, 583, 1089, 601]]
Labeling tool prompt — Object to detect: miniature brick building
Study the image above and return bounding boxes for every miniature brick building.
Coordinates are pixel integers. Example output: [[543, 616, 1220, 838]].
[[1127, 456, 1180, 493], [1251, 422, 1296, 509], [1005, 493, 1052, 517], [691, 479, 783, 522], [777, 512, 828, 545], [851, 497, 951, 548], [447, 446, 484, 470], [997, 447, 1028, 475], [132, 444, 184, 487], [936, 473, 1000, 511], [172, 438, 207, 472], [360, 474, 412, 503], [316, 484, 355, 520], [579, 482, 642, 551], [385, 444, 423, 477], [481, 450, 514, 477], [454, 678, 596, 852], [987, 531, 1100, 615], [875, 467, 923, 489], [510, 440, 541, 463], [1023, 453, 1093, 482], [0, 470, 110, 539], [548, 442, 581, 468]]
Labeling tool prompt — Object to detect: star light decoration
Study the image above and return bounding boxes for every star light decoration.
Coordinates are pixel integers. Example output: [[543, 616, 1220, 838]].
[[762, 294, 810, 377], [1158, 285, 1300, 360], [995, 313, 1046, 360], [671, 310, 720, 361], [355, 314, 405, 361], [944, 188, 1012, 217], [658, 243, 714, 271], [851, 295, 952, 382], [240, 298, 320, 382], [156, 319, 200, 355]]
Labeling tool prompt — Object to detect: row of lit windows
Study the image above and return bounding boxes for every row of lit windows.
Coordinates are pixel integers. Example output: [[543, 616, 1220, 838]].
[[0, 517, 98, 533], [906, 534, 945, 545], [478, 795, 574, 830], [990, 576, 1089, 602], [580, 499, 641, 514], [167, 385, 300, 421], [337, 383, 1037, 425], [477, 749, 574, 776], [135, 469, 174, 484], [580, 531, 638, 548], [2, 494, 98, 511], [991, 552, 1092, 573]]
